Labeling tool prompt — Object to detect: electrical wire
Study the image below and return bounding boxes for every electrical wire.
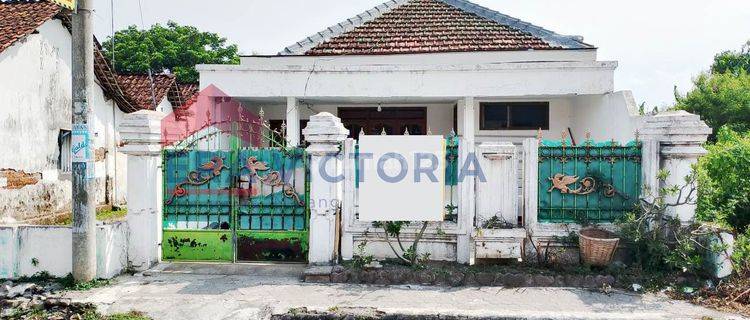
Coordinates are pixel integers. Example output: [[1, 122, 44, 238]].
[[137, 0, 158, 110]]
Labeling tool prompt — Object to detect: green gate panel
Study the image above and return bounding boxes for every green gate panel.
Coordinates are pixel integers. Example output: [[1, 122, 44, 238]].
[[162, 230, 233, 261], [162, 143, 310, 262], [235, 231, 308, 262], [538, 140, 642, 223]]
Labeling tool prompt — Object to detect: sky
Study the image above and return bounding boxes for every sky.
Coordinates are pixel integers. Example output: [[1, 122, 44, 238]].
[[91, 0, 750, 108]]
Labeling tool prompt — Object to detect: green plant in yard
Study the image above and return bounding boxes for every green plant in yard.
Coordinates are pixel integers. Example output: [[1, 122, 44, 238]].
[[350, 239, 374, 269], [733, 229, 750, 272], [617, 169, 725, 276], [696, 127, 750, 234], [58, 273, 111, 291], [371, 221, 430, 266]]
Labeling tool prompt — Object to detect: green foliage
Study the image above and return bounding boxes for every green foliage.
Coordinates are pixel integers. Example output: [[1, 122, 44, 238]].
[[102, 21, 239, 83], [371, 221, 430, 266], [711, 41, 750, 76], [349, 240, 374, 269], [675, 71, 750, 134], [733, 229, 750, 272], [58, 273, 111, 291], [617, 171, 719, 275], [696, 127, 750, 233]]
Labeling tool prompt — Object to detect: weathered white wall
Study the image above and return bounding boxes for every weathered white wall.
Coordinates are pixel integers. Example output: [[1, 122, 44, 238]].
[[199, 50, 616, 99], [570, 91, 644, 143], [0, 222, 128, 279], [0, 19, 129, 221]]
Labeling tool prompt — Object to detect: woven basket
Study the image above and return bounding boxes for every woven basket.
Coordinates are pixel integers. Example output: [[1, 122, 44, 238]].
[[578, 228, 620, 266]]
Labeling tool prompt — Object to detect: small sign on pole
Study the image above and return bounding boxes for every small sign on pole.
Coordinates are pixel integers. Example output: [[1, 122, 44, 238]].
[[51, 0, 76, 10]]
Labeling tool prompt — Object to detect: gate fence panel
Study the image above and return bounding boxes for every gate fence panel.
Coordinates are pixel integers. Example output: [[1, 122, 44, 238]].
[[538, 139, 642, 223]]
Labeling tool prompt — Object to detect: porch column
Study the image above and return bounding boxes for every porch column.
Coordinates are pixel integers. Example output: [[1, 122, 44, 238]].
[[457, 97, 476, 264], [640, 110, 711, 222], [286, 97, 300, 147], [118, 110, 165, 271], [303, 112, 349, 265]]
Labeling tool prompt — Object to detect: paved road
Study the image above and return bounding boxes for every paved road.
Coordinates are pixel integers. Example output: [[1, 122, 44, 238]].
[[65, 263, 746, 320]]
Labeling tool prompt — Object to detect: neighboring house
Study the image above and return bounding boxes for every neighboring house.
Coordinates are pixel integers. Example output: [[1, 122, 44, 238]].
[[0, 0, 195, 223], [200, 0, 641, 145]]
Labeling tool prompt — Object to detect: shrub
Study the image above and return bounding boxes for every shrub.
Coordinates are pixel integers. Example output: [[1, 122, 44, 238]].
[[696, 127, 750, 233], [733, 229, 750, 272], [618, 170, 725, 276]]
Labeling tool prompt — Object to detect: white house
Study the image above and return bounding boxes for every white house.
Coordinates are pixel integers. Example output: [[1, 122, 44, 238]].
[[199, 0, 642, 147], [0, 0, 193, 223], [192, 0, 709, 266]]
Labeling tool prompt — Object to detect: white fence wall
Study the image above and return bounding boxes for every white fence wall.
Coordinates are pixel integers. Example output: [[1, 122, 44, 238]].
[[0, 222, 128, 279]]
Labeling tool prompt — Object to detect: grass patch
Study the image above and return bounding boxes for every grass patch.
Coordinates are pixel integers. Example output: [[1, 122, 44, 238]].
[[10, 304, 150, 320], [8, 271, 111, 291], [53, 207, 128, 225]]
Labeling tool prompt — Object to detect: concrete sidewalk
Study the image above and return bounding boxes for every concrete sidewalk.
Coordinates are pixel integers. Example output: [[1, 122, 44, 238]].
[[64, 263, 746, 320]]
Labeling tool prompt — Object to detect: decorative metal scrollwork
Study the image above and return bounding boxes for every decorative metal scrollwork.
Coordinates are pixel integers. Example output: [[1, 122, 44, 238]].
[[166, 156, 227, 204], [244, 156, 304, 206], [547, 173, 628, 199]]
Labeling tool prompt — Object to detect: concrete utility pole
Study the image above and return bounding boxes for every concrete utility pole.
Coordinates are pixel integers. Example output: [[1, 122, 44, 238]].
[[71, 0, 97, 282]]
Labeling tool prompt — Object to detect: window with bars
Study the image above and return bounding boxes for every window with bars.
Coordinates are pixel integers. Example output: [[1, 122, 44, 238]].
[[58, 129, 71, 173]]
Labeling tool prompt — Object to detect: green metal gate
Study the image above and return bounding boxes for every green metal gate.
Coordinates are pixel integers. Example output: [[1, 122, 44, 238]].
[[161, 121, 309, 262], [538, 139, 642, 223]]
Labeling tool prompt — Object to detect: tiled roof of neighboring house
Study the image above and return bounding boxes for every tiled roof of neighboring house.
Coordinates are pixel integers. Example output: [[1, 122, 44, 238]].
[[280, 0, 591, 56], [0, 0, 142, 112], [0, 0, 60, 53], [116, 74, 179, 111], [168, 83, 199, 109]]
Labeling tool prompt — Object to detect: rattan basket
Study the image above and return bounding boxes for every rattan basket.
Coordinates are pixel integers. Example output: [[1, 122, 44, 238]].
[[578, 228, 620, 266]]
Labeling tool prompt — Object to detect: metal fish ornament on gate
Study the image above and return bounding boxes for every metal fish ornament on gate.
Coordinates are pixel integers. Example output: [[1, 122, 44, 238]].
[[243, 156, 304, 206]]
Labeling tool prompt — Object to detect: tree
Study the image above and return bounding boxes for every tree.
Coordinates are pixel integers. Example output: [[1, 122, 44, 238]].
[[711, 41, 750, 76], [102, 21, 239, 83], [675, 72, 750, 133], [675, 41, 750, 134], [697, 127, 750, 234]]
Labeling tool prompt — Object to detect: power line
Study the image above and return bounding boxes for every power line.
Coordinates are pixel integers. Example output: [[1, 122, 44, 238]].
[[137, 0, 158, 110]]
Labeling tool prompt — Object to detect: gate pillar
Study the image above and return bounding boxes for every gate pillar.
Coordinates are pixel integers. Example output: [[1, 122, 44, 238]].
[[640, 110, 711, 223], [119, 110, 165, 271], [303, 112, 349, 265]]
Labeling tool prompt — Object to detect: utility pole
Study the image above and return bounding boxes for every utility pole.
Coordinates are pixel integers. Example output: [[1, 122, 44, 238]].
[[71, 0, 97, 282]]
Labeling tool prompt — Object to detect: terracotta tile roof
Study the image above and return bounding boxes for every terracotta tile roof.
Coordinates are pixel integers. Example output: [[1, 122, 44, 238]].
[[0, 0, 144, 112], [281, 0, 591, 55], [168, 83, 199, 109], [0, 0, 61, 53], [115, 74, 178, 111]]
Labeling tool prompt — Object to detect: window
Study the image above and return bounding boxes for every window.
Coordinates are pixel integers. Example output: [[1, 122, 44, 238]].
[[58, 130, 71, 173], [268, 120, 309, 146], [480, 102, 549, 130]]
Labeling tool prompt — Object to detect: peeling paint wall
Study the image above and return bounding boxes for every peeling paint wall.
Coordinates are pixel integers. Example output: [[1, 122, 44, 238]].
[[0, 222, 128, 279], [0, 19, 128, 221]]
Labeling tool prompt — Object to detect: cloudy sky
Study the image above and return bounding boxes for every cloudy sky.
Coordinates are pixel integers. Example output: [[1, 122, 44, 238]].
[[91, 0, 750, 107]]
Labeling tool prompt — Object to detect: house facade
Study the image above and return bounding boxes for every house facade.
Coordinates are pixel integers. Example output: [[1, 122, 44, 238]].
[[199, 0, 641, 147], [172, 0, 664, 265], [0, 0, 194, 223]]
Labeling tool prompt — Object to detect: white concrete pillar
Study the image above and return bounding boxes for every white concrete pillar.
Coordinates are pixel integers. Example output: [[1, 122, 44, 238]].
[[302, 112, 349, 265], [286, 97, 300, 147], [457, 97, 476, 264], [640, 110, 711, 222], [118, 110, 165, 271], [522, 138, 539, 228]]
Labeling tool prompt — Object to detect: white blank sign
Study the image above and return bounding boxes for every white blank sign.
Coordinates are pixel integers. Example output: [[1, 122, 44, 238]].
[[358, 135, 445, 221]]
